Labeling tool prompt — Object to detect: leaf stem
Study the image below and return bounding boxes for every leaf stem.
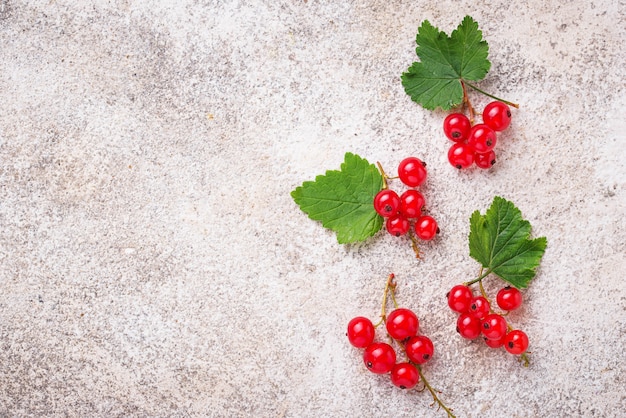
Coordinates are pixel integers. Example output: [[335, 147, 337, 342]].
[[464, 82, 520, 109], [416, 365, 456, 418], [464, 268, 492, 286]]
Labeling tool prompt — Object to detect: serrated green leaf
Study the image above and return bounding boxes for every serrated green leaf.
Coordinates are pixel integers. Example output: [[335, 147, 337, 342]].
[[291, 152, 383, 244], [402, 15, 491, 110], [469, 196, 547, 289]]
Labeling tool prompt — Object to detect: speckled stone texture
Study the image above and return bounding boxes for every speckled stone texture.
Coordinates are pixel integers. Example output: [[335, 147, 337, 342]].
[[0, 1, 624, 417]]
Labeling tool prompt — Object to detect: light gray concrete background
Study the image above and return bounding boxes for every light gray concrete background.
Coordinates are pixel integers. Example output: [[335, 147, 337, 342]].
[[0, 1, 624, 417]]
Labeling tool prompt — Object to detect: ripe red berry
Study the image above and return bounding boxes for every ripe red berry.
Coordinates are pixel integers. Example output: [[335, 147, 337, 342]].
[[468, 296, 490, 319], [363, 342, 397, 373], [443, 113, 471, 142], [456, 312, 482, 339], [503, 330, 529, 355], [405, 335, 434, 364], [447, 284, 473, 313], [414, 215, 439, 240], [474, 150, 496, 169], [481, 314, 508, 341], [496, 286, 523, 311], [373, 189, 401, 217], [484, 335, 505, 349], [390, 362, 420, 389], [399, 189, 425, 219], [346, 317, 375, 348], [483, 101, 512, 132], [386, 308, 419, 340], [448, 142, 475, 169], [397, 157, 427, 187], [468, 124, 497, 154], [386, 214, 410, 237]]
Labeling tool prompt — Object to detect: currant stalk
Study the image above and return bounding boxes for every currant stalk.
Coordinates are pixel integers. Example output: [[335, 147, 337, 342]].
[[378, 274, 455, 417]]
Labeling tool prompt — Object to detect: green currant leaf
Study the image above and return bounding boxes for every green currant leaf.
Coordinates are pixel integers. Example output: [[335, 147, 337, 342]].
[[402, 15, 491, 110], [291, 152, 383, 244], [469, 196, 547, 289]]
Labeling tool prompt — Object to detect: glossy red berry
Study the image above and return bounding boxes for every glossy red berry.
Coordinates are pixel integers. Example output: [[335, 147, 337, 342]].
[[483, 101, 512, 132], [386, 214, 410, 237], [390, 362, 420, 389], [468, 296, 491, 319], [399, 189, 425, 219], [386, 308, 419, 340], [475, 150, 496, 169], [346, 317, 375, 348], [482, 314, 508, 341], [484, 335, 505, 348], [496, 286, 523, 311], [456, 312, 482, 339], [363, 342, 397, 373], [503, 330, 529, 355], [405, 335, 434, 364], [397, 157, 427, 187], [448, 142, 475, 169], [374, 189, 401, 217], [443, 113, 471, 142], [468, 124, 497, 154], [447, 285, 473, 313], [414, 215, 439, 240]]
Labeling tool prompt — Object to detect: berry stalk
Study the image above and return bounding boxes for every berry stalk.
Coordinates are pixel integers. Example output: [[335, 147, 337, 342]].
[[416, 365, 456, 418]]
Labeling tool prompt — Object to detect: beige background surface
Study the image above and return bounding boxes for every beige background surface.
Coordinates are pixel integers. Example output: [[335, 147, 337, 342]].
[[0, 1, 624, 417]]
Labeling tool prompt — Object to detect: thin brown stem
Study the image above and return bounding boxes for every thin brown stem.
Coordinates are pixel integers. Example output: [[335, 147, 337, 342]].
[[416, 366, 456, 418], [461, 80, 476, 125], [379, 273, 396, 322], [376, 161, 389, 189], [408, 230, 422, 259]]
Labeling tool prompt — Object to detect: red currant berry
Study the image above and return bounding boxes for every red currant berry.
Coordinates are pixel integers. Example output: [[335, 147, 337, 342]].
[[503, 330, 529, 355], [414, 215, 439, 240], [397, 157, 427, 187], [474, 150, 496, 169], [390, 362, 420, 389], [399, 189, 425, 219], [496, 286, 523, 311], [447, 284, 473, 313], [405, 335, 434, 364], [363, 342, 396, 374], [481, 314, 508, 341], [456, 312, 482, 339], [468, 296, 490, 319], [443, 113, 471, 142], [373, 189, 401, 217], [483, 101, 512, 132], [346, 317, 375, 348], [467, 124, 497, 154], [386, 308, 419, 340], [386, 214, 410, 237], [448, 142, 475, 169], [484, 335, 505, 349]]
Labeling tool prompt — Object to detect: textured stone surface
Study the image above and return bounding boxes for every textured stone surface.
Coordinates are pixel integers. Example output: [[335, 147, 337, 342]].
[[0, 1, 624, 417]]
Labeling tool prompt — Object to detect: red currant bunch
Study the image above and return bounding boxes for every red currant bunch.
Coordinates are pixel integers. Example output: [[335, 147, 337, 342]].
[[373, 158, 440, 256], [347, 274, 454, 416], [443, 101, 513, 170], [446, 283, 529, 364]]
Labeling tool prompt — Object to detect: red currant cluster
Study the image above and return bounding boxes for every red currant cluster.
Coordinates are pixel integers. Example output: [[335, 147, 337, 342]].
[[444, 101, 512, 170], [447, 284, 529, 362], [374, 157, 439, 247], [347, 275, 454, 416]]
